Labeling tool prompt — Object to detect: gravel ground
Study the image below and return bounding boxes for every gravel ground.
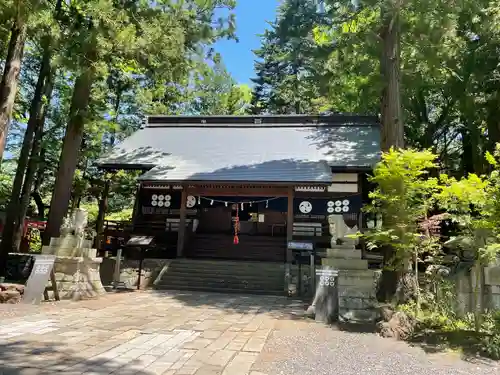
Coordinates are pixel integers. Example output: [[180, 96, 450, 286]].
[[253, 325, 500, 375]]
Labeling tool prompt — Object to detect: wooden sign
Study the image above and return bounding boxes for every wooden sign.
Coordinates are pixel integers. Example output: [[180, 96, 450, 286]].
[[22, 255, 57, 305]]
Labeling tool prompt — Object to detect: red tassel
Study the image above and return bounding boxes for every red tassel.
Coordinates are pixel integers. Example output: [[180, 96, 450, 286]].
[[233, 235, 239, 244]]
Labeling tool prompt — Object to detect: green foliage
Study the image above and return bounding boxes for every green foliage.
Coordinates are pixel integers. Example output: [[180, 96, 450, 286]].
[[251, 0, 333, 114], [363, 148, 440, 266], [1, 0, 239, 225], [105, 208, 133, 222], [249, 0, 500, 174], [399, 292, 500, 360], [27, 228, 42, 253], [436, 146, 500, 264]]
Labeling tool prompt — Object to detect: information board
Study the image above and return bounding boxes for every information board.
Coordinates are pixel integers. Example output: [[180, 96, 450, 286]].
[[287, 241, 314, 251], [126, 236, 154, 247], [22, 255, 56, 305]]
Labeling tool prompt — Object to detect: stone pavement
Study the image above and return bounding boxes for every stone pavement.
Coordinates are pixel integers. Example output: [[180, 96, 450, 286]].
[[1, 290, 497, 375], [0, 290, 309, 375]]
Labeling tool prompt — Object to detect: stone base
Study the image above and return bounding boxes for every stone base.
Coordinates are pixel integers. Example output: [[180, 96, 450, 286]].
[[49, 257, 106, 300], [100, 258, 172, 290]]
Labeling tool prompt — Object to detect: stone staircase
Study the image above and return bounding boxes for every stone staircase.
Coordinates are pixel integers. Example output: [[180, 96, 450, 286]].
[[321, 245, 379, 323], [154, 259, 285, 295]]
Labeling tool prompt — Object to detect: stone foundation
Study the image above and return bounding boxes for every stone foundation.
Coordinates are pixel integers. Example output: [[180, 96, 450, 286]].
[[100, 258, 172, 290], [48, 257, 106, 300], [321, 245, 380, 323], [42, 234, 106, 300]]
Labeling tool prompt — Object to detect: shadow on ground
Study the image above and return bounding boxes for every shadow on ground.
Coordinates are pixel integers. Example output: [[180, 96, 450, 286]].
[[151, 289, 310, 319], [333, 321, 377, 333], [407, 328, 499, 363], [0, 340, 153, 375]]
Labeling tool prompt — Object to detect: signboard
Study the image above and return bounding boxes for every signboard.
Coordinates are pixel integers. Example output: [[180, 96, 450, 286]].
[[22, 255, 56, 305], [126, 236, 154, 247], [287, 241, 314, 251], [293, 195, 363, 216]]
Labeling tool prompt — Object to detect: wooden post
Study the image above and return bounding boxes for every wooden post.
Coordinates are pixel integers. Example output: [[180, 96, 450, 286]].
[[286, 186, 294, 263], [177, 189, 188, 258]]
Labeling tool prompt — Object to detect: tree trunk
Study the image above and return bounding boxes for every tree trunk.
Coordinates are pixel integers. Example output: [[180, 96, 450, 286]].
[[42, 48, 96, 245], [380, 0, 404, 151], [0, 21, 27, 163], [377, 0, 406, 303], [14, 96, 51, 251], [486, 91, 500, 152], [0, 33, 55, 263]]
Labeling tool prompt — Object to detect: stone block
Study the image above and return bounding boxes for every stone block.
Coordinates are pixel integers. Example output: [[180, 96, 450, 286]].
[[338, 285, 376, 298], [321, 258, 368, 270], [485, 266, 500, 286], [0, 290, 21, 303], [326, 248, 362, 259], [0, 283, 25, 294], [47, 256, 106, 300], [338, 308, 379, 323]]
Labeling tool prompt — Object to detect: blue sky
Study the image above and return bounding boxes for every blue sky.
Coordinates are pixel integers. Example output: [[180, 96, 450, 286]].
[[214, 0, 279, 85]]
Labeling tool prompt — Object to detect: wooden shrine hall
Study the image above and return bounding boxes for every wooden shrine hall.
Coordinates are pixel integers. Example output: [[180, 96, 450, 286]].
[[96, 114, 381, 263]]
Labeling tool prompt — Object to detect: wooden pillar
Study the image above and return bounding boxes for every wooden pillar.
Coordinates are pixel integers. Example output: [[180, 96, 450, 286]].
[[177, 189, 188, 258], [286, 186, 294, 263]]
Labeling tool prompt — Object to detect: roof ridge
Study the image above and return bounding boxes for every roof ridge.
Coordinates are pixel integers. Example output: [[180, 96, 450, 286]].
[[145, 114, 380, 128]]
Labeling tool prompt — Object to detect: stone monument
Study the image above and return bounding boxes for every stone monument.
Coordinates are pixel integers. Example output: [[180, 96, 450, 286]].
[[41, 209, 105, 300], [307, 214, 379, 323]]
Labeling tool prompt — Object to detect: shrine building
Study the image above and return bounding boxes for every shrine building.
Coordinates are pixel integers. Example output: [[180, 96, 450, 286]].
[[96, 114, 380, 266]]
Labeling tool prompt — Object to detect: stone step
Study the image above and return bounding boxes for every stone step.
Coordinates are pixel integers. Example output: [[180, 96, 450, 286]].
[[174, 259, 284, 271], [155, 284, 284, 295], [156, 259, 285, 295], [325, 248, 362, 259], [159, 272, 284, 284], [155, 279, 285, 291], [321, 258, 368, 270], [154, 280, 284, 295], [167, 266, 284, 278]]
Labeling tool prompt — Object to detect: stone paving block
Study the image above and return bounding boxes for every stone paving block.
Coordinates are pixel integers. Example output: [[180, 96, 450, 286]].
[[205, 349, 236, 367], [144, 359, 174, 375], [222, 351, 259, 375], [200, 330, 223, 339], [206, 330, 238, 351], [242, 336, 267, 353], [120, 348, 149, 359], [159, 349, 184, 363], [182, 337, 213, 350], [169, 351, 194, 371], [195, 366, 224, 375], [175, 359, 202, 375], [226, 331, 252, 351]]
